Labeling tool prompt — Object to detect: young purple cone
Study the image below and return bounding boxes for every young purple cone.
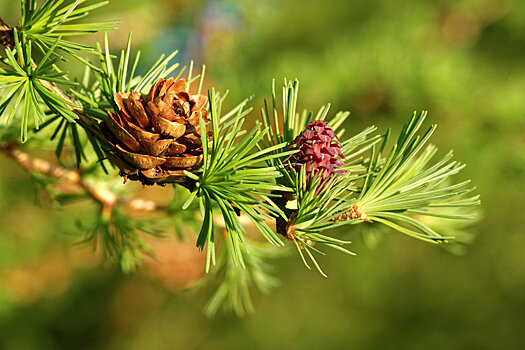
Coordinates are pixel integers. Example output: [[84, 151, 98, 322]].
[[287, 120, 347, 188]]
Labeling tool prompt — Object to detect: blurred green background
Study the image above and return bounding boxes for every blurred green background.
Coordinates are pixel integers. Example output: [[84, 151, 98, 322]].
[[1, 0, 524, 349]]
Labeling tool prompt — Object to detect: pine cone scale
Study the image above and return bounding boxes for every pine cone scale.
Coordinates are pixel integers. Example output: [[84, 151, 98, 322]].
[[141, 138, 173, 156], [147, 79, 164, 101], [113, 93, 135, 124], [193, 95, 208, 110], [166, 142, 187, 155], [126, 93, 149, 128], [127, 123, 159, 141], [164, 154, 203, 168], [105, 112, 141, 152], [116, 144, 166, 169], [140, 168, 186, 183], [151, 115, 186, 138]]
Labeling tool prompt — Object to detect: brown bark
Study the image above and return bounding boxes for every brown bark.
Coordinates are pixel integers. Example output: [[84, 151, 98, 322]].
[[0, 141, 168, 212]]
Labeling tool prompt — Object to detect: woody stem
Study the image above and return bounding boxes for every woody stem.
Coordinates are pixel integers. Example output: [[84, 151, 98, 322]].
[[0, 141, 169, 211]]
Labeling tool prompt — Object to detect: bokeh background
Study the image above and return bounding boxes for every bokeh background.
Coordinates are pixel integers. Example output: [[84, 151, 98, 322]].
[[1, 0, 525, 349]]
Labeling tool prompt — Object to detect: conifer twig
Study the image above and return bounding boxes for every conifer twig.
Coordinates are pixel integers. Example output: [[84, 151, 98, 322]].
[[0, 16, 110, 144], [0, 3, 481, 314], [0, 141, 168, 212]]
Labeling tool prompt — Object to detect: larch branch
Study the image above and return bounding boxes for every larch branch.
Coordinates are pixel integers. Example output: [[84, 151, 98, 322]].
[[0, 141, 168, 212]]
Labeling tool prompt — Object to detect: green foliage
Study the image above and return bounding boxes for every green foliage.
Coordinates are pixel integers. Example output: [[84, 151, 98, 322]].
[[259, 79, 372, 273], [93, 32, 184, 109], [288, 169, 358, 277], [168, 185, 203, 240], [260, 78, 380, 176], [260, 79, 352, 169], [20, 0, 118, 67], [186, 88, 293, 271], [256, 80, 480, 278], [36, 113, 96, 167], [194, 239, 287, 317], [0, 29, 78, 142], [356, 111, 480, 244], [79, 206, 162, 273]]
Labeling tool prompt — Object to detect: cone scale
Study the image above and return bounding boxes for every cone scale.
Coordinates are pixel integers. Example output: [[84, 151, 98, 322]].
[[287, 120, 346, 188]]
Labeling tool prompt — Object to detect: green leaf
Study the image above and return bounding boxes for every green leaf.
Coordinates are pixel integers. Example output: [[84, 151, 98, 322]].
[[193, 239, 286, 317], [78, 206, 162, 273], [191, 89, 292, 266], [20, 0, 118, 66], [355, 111, 480, 243]]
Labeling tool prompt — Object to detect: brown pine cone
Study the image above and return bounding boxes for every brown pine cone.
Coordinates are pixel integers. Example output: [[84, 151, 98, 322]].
[[100, 77, 212, 185]]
